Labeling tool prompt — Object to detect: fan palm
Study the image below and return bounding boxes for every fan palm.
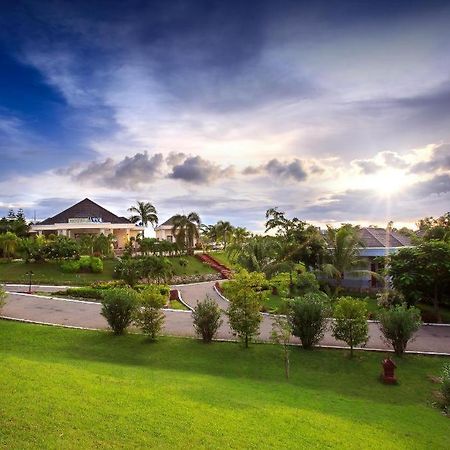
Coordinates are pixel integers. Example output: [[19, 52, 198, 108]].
[[128, 201, 158, 236], [172, 212, 201, 255]]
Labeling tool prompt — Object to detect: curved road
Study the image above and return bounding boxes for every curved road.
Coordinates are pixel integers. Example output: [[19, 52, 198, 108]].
[[2, 282, 450, 354]]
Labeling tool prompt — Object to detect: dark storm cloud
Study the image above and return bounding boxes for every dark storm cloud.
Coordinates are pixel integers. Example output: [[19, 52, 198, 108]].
[[410, 144, 450, 173], [168, 156, 233, 184], [244, 158, 308, 181], [66, 151, 164, 188]]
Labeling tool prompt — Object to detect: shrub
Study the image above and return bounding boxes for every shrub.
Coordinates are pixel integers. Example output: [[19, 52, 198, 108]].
[[332, 296, 369, 357], [60, 260, 81, 273], [270, 315, 292, 379], [60, 287, 104, 300], [178, 258, 188, 267], [134, 285, 166, 339], [43, 236, 80, 259], [90, 256, 103, 273], [0, 286, 6, 310], [101, 288, 140, 334], [376, 289, 405, 309], [441, 363, 450, 416], [192, 296, 223, 342], [288, 292, 330, 349], [113, 258, 143, 287], [378, 304, 422, 356], [79, 255, 92, 272]]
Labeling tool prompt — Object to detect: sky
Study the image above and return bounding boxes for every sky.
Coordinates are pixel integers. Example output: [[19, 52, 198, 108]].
[[0, 0, 449, 232]]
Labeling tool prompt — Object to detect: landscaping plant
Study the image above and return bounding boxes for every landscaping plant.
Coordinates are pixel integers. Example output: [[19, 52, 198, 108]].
[[0, 286, 6, 310], [332, 296, 369, 357], [101, 287, 140, 335], [134, 285, 166, 340], [270, 315, 292, 379], [441, 363, 450, 416], [378, 304, 422, 356], [192, 296, 223, 343], [288, 292, 330, 349]]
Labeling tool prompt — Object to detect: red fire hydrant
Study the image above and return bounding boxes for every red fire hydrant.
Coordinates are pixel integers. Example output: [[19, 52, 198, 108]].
[[381, 358, 397, 384]]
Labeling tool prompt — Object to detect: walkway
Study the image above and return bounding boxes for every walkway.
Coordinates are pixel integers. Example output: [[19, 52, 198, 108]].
[[2, 283, 450, 354]]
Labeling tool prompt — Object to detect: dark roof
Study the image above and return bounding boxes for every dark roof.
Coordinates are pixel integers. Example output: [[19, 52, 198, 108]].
[[359, 227, 411, 248], [39, 198, 132, 225], [156, 215, 177, 227]]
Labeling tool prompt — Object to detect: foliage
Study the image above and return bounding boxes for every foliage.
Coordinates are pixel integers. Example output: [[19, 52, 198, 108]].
[[270, 315, 292, 379], [60, 260, 81, 273], [140, 256, 174, 283], [100, 287, 140, 334], [378, 304, 422, 356], [0, 285, 6, 310], [417, 212, 450, 242], [60, 256, 103, 274], [376, 289, 405, 308], [43, 236, 80, 259], [113, 258, 143, 287], [128, 201, 158, 231], [192, 296, 223, 342], [89, 256, 104, 273], [440, 363, 450, 416], [388, 240, 450, 321], [332, 296, 369, 357], [0, 208, 29, 237], [0, 231, 20, 258], [171, 212, 201, 254], [19, 236, 46, 262], [178, 257, 188, 267], [134, 285, 166, 339], [224, 269, 266, 347], [60, 287, 105, 300], [288, 292, 330, 349], [79, 233, 114, 257]]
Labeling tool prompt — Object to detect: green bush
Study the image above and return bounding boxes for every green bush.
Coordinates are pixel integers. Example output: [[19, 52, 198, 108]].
[[441, 363, 450, 416], [288, 292, 330, 349], [192, 296, 223, 342], [378, 304, 422, 356], [113, 258, 143, 286], [332, 296, 369, 357], [0, 286, 6, 310], [59, 287, 104, 300], [60, 260, 81, 273], [101, 288, 140, 335], [134, 285, 167, 339], [90, 256, 103, 273]]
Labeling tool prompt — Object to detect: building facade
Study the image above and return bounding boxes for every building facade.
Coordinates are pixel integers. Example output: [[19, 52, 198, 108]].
[[30, 198, 144, 249]]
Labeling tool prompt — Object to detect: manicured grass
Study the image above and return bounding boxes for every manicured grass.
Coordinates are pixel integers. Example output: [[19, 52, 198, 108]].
[[209, 250, 236, 269], [0, 256, 215, 286], [1, 320, 449, 449], [0, 260, 116, 286], [168, 299, 190, 310]]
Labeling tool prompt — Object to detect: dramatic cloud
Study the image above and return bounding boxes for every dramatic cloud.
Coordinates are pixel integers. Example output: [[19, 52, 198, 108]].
[[410, 144, 450, 173], [168, 156, 233, 184], [68, 151, 164, 188], [244, 158, 308, 181], [353, 159, 383, 174]]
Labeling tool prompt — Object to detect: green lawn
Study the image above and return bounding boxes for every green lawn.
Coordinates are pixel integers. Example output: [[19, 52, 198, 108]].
[[1, 321, 448, 449], [0, 256, 215, 286], [209, 250, 236, 269]]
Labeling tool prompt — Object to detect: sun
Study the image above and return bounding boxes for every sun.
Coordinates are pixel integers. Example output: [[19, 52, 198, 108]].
[[371, 168, 409, 197]]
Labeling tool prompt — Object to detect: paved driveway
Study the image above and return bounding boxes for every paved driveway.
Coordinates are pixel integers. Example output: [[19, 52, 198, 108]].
[[2, 283, 450, 354]]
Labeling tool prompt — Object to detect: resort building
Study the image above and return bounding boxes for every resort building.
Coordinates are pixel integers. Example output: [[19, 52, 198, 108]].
[[341, 227, 412, 289], [30, 198, 144, 249]]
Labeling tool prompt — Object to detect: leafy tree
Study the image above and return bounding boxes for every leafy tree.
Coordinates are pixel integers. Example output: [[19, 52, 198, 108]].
[[270, 315, 293, 380], [388, 240, 450, 322], [134, 285, 166, 340], [101, 287, 140, 335], [172, 212, 201, 255], [378, 304, 422, 356], [417, 212, 450, 242], [43, 236, 80, 259], [0, 208, 29, 237], [141, 256, 174, 284], [332, 296, 369, 357], [0, 231, 19, 258], [192, 296, 223, 342], [128, 201, 158, 236], [288, 292, 330, 349], [113, 258, 143, 287], [224, 270, 267, 347]]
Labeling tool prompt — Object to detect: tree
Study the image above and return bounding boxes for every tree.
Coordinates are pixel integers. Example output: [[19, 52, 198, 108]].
[[288, 292, 330, 349], [332, 297, 369, 357], [215, 220, 234, 249], [101, 288, 140, 335], [0, 231, 19, 258], [128, 201, 158, 236], [192, 296, 223, 342], [224, 270, 267, 347], [270, 315, 292, 380], [322, 224, 375, 290], [388, 241, 450, 323], [113, 258, 143, 287], [172, 212, 201, 255], [378, 304, 422, 356], [134, 285, 166, 340], [417, 212, 450, 242]]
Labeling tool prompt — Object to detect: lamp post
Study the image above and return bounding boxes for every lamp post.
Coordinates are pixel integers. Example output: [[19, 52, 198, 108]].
[[25, 271, 34, 294]]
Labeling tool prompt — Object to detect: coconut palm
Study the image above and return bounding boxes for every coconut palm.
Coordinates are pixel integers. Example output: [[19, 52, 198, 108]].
[[231, 227, 250, 246], [172, 212, 201, 255], [216, 220, 234, 249], [128, 201, 158, 236]]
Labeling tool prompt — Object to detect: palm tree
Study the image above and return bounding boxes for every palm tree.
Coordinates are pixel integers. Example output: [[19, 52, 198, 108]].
[[171, 212, 201, 255], [128, 201, 158, 236], [322, 224, 377, 290], [216, 220, 234, 249], [230, 227, 250, 246], [0, 231, 19, 258]]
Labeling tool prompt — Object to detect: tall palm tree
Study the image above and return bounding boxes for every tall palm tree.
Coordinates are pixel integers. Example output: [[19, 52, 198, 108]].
[[230, 227, 250, 246], [216, 220, 234, 249], [128, 201, 158, 236], [322, 224, 377, 290], [172, 212, 201, 255]]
